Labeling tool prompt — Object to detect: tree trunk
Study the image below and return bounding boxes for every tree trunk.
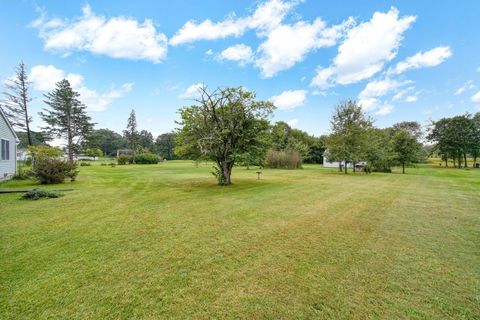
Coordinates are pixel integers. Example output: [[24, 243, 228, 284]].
[[67, 113, 74, 163], [402, 162, 405, 174], [444, 157, 448, 167], [353, 161, 356, 173], [344, 161, 348, 174], [338, 163, 342, 172], [222, 162, 233, 185], [464, 153, 468, 168]]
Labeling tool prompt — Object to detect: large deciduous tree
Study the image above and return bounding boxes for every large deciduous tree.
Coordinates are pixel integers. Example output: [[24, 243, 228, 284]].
[[40, 79, 94, 163], [84, 128, 127, 156], [325, 100, 373, 173], [392, 130, 422, 174], [176, 86, 274, 185], [2, 62, 34, 146], [155, 132, 177, 160], [138, 130, 154, 151]]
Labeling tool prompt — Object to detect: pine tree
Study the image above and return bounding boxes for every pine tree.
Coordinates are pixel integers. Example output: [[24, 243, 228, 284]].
[[40, 79, 94, 162], [124, 110, 139, 151], [2, 62, 34, 145]]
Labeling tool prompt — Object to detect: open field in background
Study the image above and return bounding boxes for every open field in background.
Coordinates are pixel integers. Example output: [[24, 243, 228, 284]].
[[1, 161, 479, 319]]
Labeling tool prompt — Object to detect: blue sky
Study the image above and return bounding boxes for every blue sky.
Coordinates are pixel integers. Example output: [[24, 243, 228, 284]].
[[1, 0, 479, 137]]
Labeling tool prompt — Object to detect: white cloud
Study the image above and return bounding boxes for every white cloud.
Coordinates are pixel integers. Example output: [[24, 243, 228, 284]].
[[218, 44, 253, 65], [29, 64, 133, 111], [359, 78, 406, 101], [269, 89, 307, 110], [454, 80, 475, 95], [170, 0, 294, 45], [472, 91, 480, 103], [358, 78, 413, 114], [256, 17, 354, 77], [287, 118, 299, 127], [32, 5, 168, 62], [358, 78, 409, 110], [205, 49, 214, 56], [389, 46, 452, 75], [311, 7, 415, 88], [29, 65, 69, 91], [404, 95, 417, 102], [375, 103, 394, 115], [179, 83, 203, 99], [392, 86, 415, 101]]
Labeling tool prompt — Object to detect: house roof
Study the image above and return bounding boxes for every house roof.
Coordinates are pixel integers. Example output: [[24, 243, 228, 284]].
[[0, 107, 19, 142]]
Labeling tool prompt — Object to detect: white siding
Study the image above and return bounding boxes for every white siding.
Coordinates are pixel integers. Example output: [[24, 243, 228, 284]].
[[0, 114, 17, 181], [323, 157, 367, 168]]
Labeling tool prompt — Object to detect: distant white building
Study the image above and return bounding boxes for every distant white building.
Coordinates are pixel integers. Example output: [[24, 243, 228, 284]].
[[0, 108, 19, 181], [323, 151, 367, 171]]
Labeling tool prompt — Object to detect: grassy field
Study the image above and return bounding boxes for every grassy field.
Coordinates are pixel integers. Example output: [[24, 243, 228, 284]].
[[0, 161, 479, 319]]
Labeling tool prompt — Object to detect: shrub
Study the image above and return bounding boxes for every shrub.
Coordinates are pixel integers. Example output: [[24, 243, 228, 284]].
[[117, 155, 132, 165], [32, 158, 78, 184], [85, 148, 103, 158], [12, 167, 33, 180], [80, 162, 91, 166], [27, 145, 63, 160], [21, 188, 63, 200], [133, 153, 160, 164], [266, 149, 302, 169]]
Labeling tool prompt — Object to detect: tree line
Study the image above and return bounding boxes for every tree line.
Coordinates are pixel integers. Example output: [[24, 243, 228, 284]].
[[2, 62, 478, 186], [427, 113, 480, 167]]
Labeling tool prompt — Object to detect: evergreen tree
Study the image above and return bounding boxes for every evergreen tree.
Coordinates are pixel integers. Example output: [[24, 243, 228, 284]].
[[124, 110, 139, 151], [40, 79, 94, 162], [2, 62, 34, 145]]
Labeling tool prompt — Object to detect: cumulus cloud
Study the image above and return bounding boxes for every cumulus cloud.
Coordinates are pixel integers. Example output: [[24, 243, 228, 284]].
[[256, 17, 354, 77], [311, 7, 415, 88], [392, 86, 416, 101], [179, 83, 203, 99], [358, 78, 409, 110], [375, 103, 394, 115], [170, 0, 294, 45], [29, 65, 133, 111], [218, 44, 253, 65], [269, 89, 307, 110], [388, 46, 452, 75], [472, 91, 480, 103], [171, 0, 353, 77], [287, 118, 299, 127], [32, 5, 168, 62], [454, 80, 475, 95]]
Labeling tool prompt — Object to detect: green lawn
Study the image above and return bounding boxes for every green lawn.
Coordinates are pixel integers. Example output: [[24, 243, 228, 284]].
[[1, 161, 479, 319]]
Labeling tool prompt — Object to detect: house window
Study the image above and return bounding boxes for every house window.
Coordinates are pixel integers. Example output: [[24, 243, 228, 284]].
[[1, 139, 9, 160]]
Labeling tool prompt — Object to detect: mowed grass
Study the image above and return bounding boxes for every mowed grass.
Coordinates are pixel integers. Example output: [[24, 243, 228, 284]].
[[0, 161, 479, 319]]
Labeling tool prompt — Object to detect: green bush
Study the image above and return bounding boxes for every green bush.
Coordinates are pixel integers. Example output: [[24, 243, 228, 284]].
[[12, 167, 33, 180], [133, 153, 160, 164], [117, 155, 132, 165], [32, 159, 78, 184], [266, 149, 302, 169], [21, 188, 63, 200], [80, 162, 91, 166]]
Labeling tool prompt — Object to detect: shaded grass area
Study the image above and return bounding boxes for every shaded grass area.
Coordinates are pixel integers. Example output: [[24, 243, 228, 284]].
[[1, 161, 479, 319]]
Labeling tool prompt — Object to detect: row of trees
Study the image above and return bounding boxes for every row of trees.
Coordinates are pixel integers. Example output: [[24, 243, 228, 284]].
[[324, 100, 424, 174], [427, 113, 480, 167]]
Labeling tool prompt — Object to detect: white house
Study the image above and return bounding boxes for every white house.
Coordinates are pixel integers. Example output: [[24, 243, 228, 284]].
[[323, 150, 367, 171], [0, 108, 19, 181]]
